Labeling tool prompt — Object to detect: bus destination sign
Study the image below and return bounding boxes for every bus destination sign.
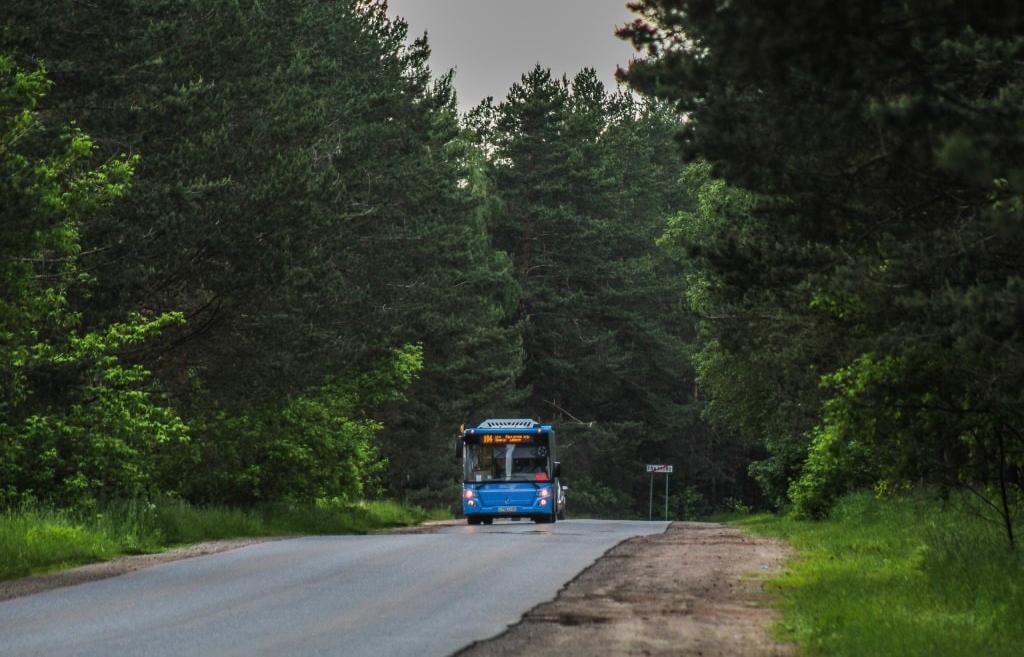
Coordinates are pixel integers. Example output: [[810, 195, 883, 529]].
[[481, 434, 534, 445]]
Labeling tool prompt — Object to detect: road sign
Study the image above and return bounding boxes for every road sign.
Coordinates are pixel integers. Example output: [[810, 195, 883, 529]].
[[646, 464, 673, 521]]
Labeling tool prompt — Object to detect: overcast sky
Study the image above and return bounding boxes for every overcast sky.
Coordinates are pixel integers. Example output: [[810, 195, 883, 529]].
[[385, 1, 640, 112]]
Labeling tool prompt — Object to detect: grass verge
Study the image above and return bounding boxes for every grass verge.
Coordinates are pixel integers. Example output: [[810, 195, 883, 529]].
[[734, 491, 1023, 657], [0, 499, 450, 581]]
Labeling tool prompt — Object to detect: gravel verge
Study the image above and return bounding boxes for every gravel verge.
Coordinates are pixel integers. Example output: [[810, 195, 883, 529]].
[[454, 521, 793, 657]]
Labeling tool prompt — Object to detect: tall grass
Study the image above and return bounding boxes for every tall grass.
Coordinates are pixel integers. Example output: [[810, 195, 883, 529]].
[[737, 491, 1024, 657], [0, 499, 449, 581]]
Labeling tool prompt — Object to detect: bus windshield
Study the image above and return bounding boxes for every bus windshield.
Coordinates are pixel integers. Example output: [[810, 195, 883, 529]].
[[464, 442, 549, 482]]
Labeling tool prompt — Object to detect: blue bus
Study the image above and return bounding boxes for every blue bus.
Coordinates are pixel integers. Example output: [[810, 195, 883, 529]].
[[457, 418, 566, 525]]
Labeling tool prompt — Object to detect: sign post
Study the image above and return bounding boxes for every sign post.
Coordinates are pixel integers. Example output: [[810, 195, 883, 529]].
[[645, 464, 673, 521], [648, 473, 654, 521], [665, 471, 670, 521]]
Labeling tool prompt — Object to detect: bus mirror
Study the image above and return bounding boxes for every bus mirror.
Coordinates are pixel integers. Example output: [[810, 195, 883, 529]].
[[553, 461, 562, 478], [455, 438, 463, 463]]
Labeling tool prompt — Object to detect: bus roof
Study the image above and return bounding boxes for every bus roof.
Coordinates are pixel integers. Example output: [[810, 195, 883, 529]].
[[466, 418, 553, 435]]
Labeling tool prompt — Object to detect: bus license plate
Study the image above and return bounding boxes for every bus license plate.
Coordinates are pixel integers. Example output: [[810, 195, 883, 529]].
[[498, 506, 517, 512]]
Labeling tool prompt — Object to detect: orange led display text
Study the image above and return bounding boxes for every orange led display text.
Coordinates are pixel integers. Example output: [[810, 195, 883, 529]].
[[481, 434, 534, 444]]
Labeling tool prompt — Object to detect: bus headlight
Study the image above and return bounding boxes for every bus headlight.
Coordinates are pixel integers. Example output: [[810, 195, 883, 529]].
[[463, 489, 474, 500], [539, 489, 550, 498], [539, 499, 548, 506]]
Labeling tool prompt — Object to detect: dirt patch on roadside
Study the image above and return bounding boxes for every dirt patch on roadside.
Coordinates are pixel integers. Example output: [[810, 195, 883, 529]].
[[455, 521, 793, 657]]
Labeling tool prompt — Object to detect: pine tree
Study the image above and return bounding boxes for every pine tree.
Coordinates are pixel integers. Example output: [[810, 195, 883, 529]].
[[621, 0, 1024, 537], [476, 66, 747, 514], [3, 0, 536, 505]]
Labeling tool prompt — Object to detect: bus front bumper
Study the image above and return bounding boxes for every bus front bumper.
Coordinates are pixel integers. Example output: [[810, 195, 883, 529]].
[[462, 501, 552, 517]]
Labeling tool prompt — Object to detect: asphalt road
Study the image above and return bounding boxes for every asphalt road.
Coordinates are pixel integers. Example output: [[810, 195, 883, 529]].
[[0, 519, 667, 657]]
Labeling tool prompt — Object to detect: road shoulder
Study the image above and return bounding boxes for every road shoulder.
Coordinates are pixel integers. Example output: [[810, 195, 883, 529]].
[[0, 538, 279, 602], [455, 521, 793, 657], [0, 519, 461, 602]]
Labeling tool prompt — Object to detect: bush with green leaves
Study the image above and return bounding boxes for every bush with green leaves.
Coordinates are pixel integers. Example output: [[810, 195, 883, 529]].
[[171, 345, 423, 506], [0, 56, 187, 508]]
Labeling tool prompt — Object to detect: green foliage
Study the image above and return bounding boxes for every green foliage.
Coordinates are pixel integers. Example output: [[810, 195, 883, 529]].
[[0, 498, 448, 580], [790, 355, 912, 518], [738, 491, 1024, 657], [792, 349, 1024, 530], [174, 345, 423, 506], [662, 162, 830, 508], [470, 66, 749, 514], [4, 2, 523, 511], [369, 108, 526, 508], [0, 55, 186, 508], [563, 475, 636, 519], [622, 1, 1024, 531], [667, 485, 711, 520]]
